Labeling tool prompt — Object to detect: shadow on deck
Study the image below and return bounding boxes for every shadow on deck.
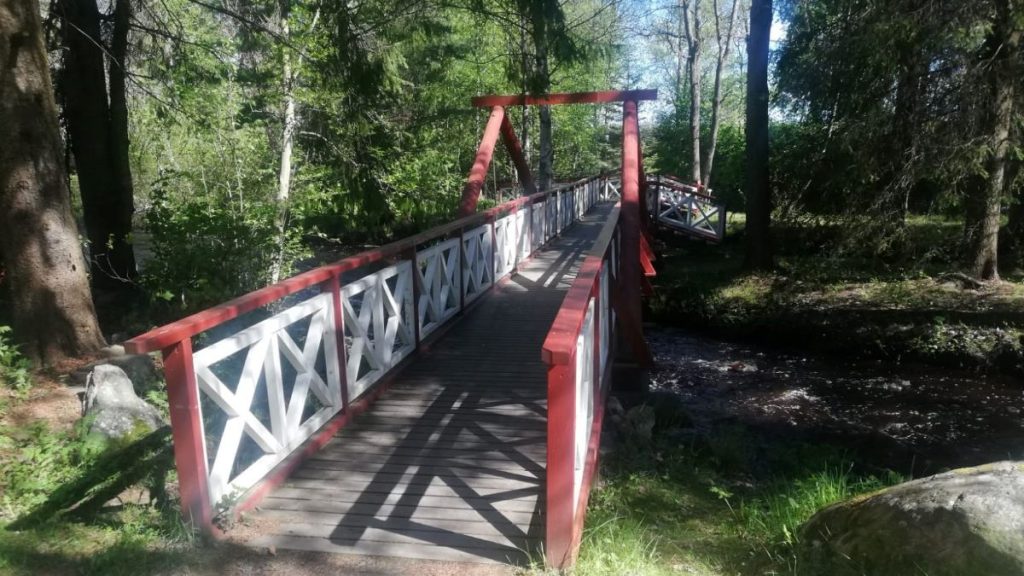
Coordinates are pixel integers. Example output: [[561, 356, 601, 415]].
[[247, 205, 614, 564]]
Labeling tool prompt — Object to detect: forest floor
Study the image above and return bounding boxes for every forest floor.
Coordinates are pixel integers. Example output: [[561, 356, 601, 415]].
[[649, 215, 1024, 377]]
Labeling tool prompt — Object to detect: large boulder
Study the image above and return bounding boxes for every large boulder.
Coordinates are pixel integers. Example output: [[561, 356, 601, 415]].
[[800, 461, 1024, 576], [69, 351, 162, 396], [83, 365, 166, 439]]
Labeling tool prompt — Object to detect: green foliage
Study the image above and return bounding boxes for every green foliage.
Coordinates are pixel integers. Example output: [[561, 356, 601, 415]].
[[0, 326, 32, 392], [142, 188, 307, 311]]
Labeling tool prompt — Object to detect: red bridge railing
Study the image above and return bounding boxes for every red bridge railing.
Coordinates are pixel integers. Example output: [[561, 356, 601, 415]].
[[125, 175, 607, 532]]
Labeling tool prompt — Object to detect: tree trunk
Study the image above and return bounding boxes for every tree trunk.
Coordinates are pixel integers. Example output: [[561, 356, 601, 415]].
[[60, 0, 137, 290], [683, 0, 703, 184], [273, 0, 295, 284], [703, 0, 738, 188], [744, 0, 772, 271], [966, 1, 1021, 281], [536, 40, 553, 191], [0, 0, 107, 364]]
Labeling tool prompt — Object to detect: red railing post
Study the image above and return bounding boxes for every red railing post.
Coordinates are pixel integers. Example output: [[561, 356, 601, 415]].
[[546, 360, 576, 568], [161, 338, 214, 532], [620, 100, 652, 365]]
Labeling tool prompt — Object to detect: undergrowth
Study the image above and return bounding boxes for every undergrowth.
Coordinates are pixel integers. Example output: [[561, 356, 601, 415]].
[[545, 412, 904, 576]]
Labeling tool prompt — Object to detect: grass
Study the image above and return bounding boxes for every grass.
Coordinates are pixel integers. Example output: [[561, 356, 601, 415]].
[[537, 423, 904, 576], [649, 215, 1024, 373]]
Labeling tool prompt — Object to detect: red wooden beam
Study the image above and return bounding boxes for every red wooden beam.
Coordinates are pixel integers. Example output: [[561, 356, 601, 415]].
[[458, 106, 505, 216], [500, 115, 537, 195], [619, 100, 653, 366], [472, 89, 658, 108], [161, 339, 214, 533]]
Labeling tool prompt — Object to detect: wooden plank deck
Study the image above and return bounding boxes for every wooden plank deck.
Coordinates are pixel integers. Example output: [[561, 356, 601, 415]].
[[248, 203, 614, 565]]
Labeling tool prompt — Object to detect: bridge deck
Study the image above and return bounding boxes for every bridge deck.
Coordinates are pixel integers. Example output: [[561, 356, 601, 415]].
[[247, 204, 614, 564]]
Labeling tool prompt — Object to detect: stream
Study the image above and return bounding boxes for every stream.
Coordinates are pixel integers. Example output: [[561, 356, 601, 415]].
[[646, 326, 1024, 477]]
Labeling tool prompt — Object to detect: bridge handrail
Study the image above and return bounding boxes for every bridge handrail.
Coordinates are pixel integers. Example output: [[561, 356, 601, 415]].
[[125, 172, 609, 533], [646, 176, 717, 202], [125, 176, 600, 355], [541, 203, 621, 566]]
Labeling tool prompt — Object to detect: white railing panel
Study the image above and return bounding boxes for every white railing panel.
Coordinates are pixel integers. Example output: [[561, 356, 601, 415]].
[[573, 298, 596, 509], [417, 238, 461, 338], [600, 264, 610, 375], [342, 262, 415, 400], [462, 223, 493, 305], [494, 213, 517, 279], [517, 207, 531, 262], [546, 198, 558, 240], [192, 292, 341, 506], [532, 201, 546, 251]]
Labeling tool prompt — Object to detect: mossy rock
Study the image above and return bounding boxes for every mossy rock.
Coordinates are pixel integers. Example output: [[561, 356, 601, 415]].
[[799, 461, 1024, 575]]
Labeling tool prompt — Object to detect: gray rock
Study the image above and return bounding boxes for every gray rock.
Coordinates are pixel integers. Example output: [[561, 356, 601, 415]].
[[800, 461, 1024, 575], [70, 353, 163, 396], [83, 365, 166, 439]]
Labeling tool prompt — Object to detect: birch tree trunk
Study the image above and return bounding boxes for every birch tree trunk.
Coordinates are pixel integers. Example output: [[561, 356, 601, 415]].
[[683, 0, 703, 184], [273, 0, 296, 284], [703, 0, 738, 187]]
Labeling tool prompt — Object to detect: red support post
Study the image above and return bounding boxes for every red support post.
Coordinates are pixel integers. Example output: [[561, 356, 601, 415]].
[[500, 115, 537, 195], [161, 339, 214, 532], [459, 106, 505, 216], [620, 101, 653, 365], [545, 360, 576, 569]]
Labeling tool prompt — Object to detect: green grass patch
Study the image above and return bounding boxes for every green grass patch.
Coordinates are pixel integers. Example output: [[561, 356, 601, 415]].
[[538, 425, 905, 576]]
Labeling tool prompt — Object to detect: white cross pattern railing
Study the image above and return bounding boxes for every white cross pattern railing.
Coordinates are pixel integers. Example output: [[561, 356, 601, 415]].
[[647, 176, 726, 242], [126, 174, 611, 525]]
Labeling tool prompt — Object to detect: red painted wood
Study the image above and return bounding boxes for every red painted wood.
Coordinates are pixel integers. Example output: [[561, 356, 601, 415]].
[[458, 106, 505, 216], [125, 175, 601, 355], [472, 89, 658, 107], [545, 360, 576, 569], [618, 100, 653, 365], [325, 277, 349, 408], [161, 339, 214, 532], [541, 207, 621, 365], [500, 115, 537, 195]]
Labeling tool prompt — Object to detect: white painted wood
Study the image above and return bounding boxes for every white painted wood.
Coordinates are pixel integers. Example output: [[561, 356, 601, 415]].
[[531, 202, 545, 251], [416, 238, 461, 338], [461, 224, 493, 305], [494, 214, 516, 279], [342, 262, 415, 400], [573, 298, 595, 509], [191, 291, 343, 507], [516, 207, 531, 263]]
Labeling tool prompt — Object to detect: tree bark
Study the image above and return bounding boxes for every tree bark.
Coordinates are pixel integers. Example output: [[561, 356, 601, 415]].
[[966, 0, 1021, 281], [703, 0, 738, 187], [59, 0, 137, 290], [273, 0, 295, 284], [0, 0, 107, 364], [683, 0, 703, 184], [744, 0, 772, 271], [535, 38, 553, 191]]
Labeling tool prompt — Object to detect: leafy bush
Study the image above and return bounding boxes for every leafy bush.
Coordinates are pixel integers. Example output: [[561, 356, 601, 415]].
[[142, 188, 308, 312], [0, 326, 32, 392]]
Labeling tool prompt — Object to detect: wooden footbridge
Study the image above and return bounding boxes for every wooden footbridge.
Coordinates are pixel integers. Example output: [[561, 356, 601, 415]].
[[126, 90, 723, 568]]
